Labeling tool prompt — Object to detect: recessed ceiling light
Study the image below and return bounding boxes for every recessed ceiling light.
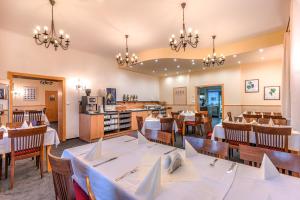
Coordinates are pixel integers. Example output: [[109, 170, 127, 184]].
[[176, 71, 179, 75], [233, 54, 237, 58], [192, 62, 195, 65], [176, 65, 180, 68], [191, 59, 195, 63], [155, 59, 158, 63], [164, 73, 168, 76], [202, 67, 206, 70], [259, 48, 264, 53], [238, 61, 241, 64], [188, 69, 192, 73], [173, 58, 177, 62], [260, 56, 265, 60], [152, 70, 155, 73], [164, 67, 168, 71], [129, 65, 133, 68], [140, 62, 143, 65]]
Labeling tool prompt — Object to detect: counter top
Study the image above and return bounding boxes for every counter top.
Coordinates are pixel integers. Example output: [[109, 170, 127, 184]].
[[80, 108, 167, 115]]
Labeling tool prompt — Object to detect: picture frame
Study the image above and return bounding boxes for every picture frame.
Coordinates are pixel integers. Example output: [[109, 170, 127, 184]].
[[264, 86, 280, 100], [106, 88, 117, 105], [173, 87, 187, 105], [0, 88, 5, 99], [245, 79, 259, 93]]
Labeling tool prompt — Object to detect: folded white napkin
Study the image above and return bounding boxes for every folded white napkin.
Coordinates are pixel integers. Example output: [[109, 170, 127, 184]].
[[185, 139, 198, 158], [147, 114, 153, 119], [167, 152, 182, 174], [180, 111, 185, 115], [157, 114, 163, 118], [242, 117, 247, 124], [223, 117, 229, 122], [136, 157, 161, 200], [21, 121, 29, 129], [84, 139, 102, 161], [138, 131, 148, 144], [271, 112, 274, 116], [260, 154, 279, 180], [0, 125, 7, 132], [269, 118, 275, 126], [29, 122, 33, 128]]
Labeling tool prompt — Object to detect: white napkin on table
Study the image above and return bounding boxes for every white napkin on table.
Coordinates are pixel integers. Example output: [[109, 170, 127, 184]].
[[21, 121, 29, 129], [157, 114, 163, 118], [242, 117, 247, 124], [167, 152, 182, 174], [180, 111, 185, 115], [29, 122, 33, 128], [269, 118, 275, 126], [0, 125, 7, 132], [260, 154, 279, 180], [138, 131, 148, 144], [136, 157, 161, 200], [84, 139, 102, 161], [223, 117, 229, 122], [185, 139, 198, 158]]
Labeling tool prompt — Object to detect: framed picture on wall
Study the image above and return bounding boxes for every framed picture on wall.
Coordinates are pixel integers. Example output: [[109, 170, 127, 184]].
[[106, 88, 116, 105], [245, 79, 259, 93], [173, 87, 187, 105], [0, 88, 5, 99], [264, 86, 280, 100]]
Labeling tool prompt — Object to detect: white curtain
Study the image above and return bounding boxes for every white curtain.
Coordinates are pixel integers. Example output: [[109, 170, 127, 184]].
[[281, 32, 291, 120]]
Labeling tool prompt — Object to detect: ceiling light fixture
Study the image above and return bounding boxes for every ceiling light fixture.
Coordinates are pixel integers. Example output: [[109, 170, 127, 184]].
[[238, 61, 241, 64], [116, 34, 138, 66], [173, 58, 177, 62], [169, 2, 199, 52], [155, 59, 158, 63], [33, 0, 70, 50], [233, 54, 237, 58], [259, 48, 264, 53], [164, 67, 168, 71], [177, 65, 180, 68], [140, 62, 144, 65], [188, 69, 192, 73], [203, 35, 225, 67]]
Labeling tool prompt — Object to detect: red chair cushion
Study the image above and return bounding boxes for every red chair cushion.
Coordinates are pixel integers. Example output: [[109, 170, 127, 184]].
[[73, 180, 89, 200], [185, 121, 196, 126], [15, 147, 40, 156], [206, 132, 213, 139]]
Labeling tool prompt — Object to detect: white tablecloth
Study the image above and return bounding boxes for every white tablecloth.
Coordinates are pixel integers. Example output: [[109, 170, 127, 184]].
[[180, 113, 195, 121], [0, 127, 60, 154], [141, 118, 178, 134], [212, 123, 300, 151], [62, 135, 300, 200], [24, 113, 50, 126]]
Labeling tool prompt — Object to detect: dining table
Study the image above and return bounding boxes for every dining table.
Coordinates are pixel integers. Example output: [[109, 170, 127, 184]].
[[0, 126, 60, 172], [212, 123, 300, 152], [62, 135, 300, 200]]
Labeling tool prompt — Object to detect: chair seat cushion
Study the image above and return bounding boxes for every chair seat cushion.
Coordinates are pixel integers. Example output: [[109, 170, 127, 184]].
[[206, 132, 213, 139], [15, 147, 40, 156], [73, 180, 90, 200]]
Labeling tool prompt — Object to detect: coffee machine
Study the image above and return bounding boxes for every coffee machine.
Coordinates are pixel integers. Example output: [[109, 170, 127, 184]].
[[81, 96, 99, 114]]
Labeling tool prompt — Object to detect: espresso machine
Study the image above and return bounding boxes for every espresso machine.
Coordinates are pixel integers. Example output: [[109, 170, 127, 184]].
[[81, 96, 99, 114]]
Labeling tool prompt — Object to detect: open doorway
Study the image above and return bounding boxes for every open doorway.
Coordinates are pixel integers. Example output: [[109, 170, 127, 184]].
[[196, 85, 224, 127], [7, 72, 66, 141]]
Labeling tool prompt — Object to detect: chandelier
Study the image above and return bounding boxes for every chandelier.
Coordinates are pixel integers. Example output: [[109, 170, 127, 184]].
[[169, 2, 199, 52], [116, 35, 138, 66], [203, 35, 225, 67], [33, 0, 70, 50]]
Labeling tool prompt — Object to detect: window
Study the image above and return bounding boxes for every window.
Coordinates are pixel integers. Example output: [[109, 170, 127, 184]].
[[24, 87, 37, 101]]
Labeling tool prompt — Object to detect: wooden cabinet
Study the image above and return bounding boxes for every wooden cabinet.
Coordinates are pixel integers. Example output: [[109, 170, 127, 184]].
[[131, 111, 149, 130], [79, 114, 104, 142]]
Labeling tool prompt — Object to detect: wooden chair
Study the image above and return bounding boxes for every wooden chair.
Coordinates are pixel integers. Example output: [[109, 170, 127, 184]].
[[49, 153, 75, 200], [273, 112, 282, 116], [12, 111, 24, 123], [8, 126, 47, 189], [234, 116, 243, 123], [239, 145, 300, 177], [263, 115, 284, 119], [222, 122, 252, 157], [6, 122, 23, 129], [185, 136, 229, 159], [160, 118, 174, 145], [144, 129, 172, 146], [28, 110, 43, 123], [201, 117, 213, 139], [136, 116, 144, 133], [171, 112, 180, 119], [258, 118, 288, 126], [243, 114, 262, 120], [262, 112, 271, 116], [174, 115, 184, 141], [244, 117, 258, 123], [185, 113, 203, 135], [252, 125, 291, 152], [227, 112, 233, 121]]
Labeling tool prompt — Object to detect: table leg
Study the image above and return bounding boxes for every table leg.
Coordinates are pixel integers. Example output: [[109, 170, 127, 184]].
[[46, 145, 52, 172]]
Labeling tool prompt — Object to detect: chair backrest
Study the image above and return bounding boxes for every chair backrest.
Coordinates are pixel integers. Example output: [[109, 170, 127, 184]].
[[48, 153, 75, 200], [185, 136, 229, 159], [197, 111, 208, 117], [252, 125, 291, 152], [239, 145, 300, 177], [243, 114, 262, 120], [175, 115, 184, 130], [144, 130, 172, 145], [13, 111, 24, 123], [8, 126, 47, 154], [160, 117, 174, 133], [222, 122, 252, 145], [136, 116, 144, 132], [6, 122, 23, 129], [201, 117, 213, 135], [227, 112, 233, 121], [258, 118, 288, 126], [262, 112, 271, 115], [273, 112, 282, 116], [244, 117, 257, 123], [28, 110, 43, 122], [263, 115, 284, 119], [171, 112, 179, 119]]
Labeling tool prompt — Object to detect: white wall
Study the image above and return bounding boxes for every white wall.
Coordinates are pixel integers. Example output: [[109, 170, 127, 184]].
[[290, 0, 300, 131], [0, 29, 159, 138]]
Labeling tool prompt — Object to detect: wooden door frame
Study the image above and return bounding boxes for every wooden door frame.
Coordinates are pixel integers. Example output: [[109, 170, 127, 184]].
[[194, 84, 225, 119], [7, 71, 67, 141]]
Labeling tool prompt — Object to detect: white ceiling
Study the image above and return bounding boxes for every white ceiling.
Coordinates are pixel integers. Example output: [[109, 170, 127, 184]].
[[127, 45, 283, 76], [0, 0, 289, 57]]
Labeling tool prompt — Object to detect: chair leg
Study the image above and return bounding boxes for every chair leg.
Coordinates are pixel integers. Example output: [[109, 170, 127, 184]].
[[5, 154, 9, 179], [36, 156, 40, 169], [0, 156, 2, 180], [40, 154, 44, 178], [10, 159, 15, 189]]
